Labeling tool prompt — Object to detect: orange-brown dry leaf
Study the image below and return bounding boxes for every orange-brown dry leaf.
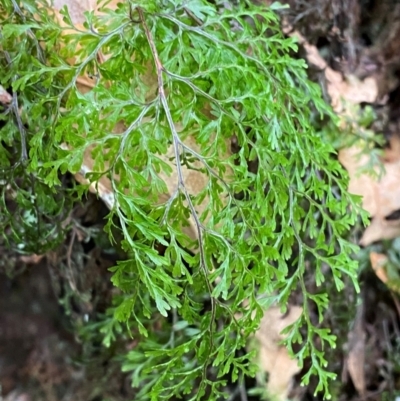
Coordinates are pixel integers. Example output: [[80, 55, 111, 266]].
[[339, 146, 400, 245], [383, 135, 400, 163], [254, 306, 302, 401], [370, 251, 390, 284], [370, 253, 400, 312]]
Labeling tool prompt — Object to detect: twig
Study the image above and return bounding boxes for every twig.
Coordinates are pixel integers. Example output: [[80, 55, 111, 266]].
[[66, 227, 78, 292], [183, 7, 203, 26], [390, 291, 400, 319], [0, 40, 28, 171], [11, 0, 45, 64], [12, 92, 28, 163], [239, 378, 248, 401]]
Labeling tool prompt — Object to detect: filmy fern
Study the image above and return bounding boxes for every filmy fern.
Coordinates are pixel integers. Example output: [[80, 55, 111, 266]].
[[0, 0, 367, 399]]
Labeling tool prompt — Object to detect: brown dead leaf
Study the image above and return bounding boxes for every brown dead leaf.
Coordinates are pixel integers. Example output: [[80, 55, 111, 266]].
[[51, 0, 121, 23], [0, 85, 12, 104], [283, 22, 379, 114], [339, 146, 400, 245], [19, 254, 45, 265], [346, 303, 366, 397], [52, 0, 95, 23], [254, 306, 302, 401], [283, 21, 397, 247]]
